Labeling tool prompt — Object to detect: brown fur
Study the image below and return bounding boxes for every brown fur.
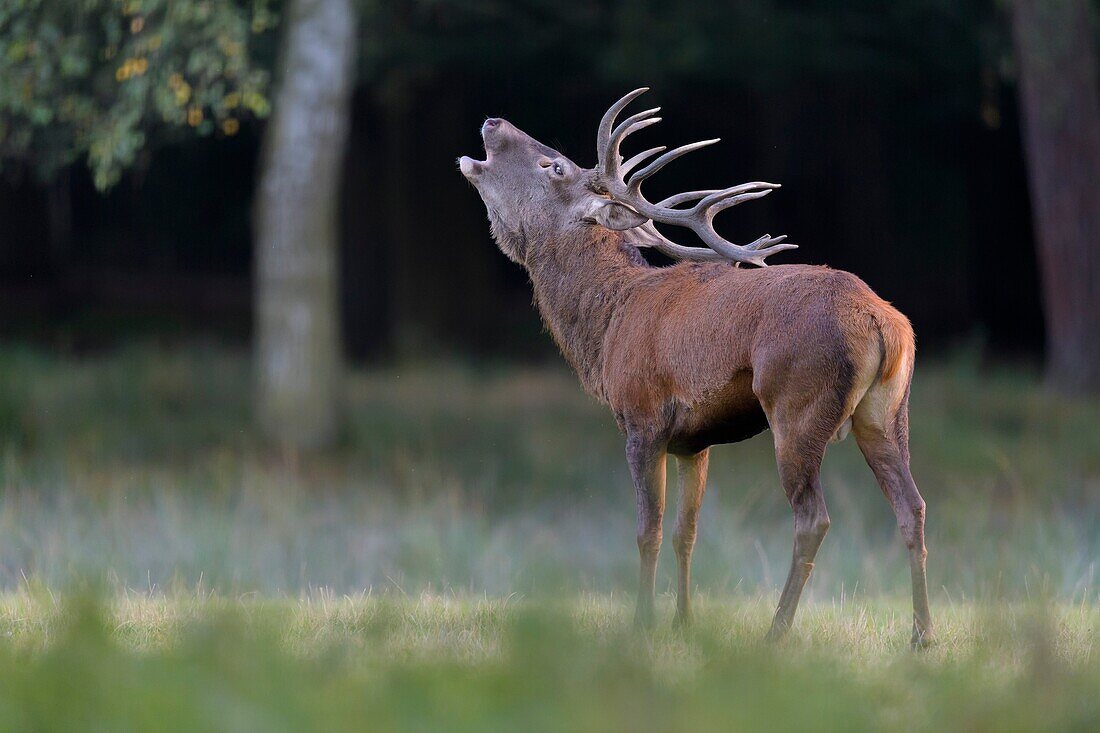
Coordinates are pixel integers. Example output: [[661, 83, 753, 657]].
[[459, 115, 932, 645], [526, 226, 914, 455]]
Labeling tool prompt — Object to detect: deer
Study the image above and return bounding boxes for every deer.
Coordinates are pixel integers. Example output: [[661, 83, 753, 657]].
[[458, 88, 933, 648]]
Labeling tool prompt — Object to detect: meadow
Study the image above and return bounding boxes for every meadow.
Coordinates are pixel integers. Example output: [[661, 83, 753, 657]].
[[0, 344, 1097, 730]]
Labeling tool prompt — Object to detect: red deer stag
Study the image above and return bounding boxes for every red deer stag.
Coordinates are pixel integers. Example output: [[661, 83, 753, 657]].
[[458, 89, 932, 647]]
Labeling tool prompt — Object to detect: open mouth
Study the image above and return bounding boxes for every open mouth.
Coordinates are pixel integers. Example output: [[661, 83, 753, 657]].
[[459, 118, 505, 179], [458, 151, 489, 179], [459, 134, 492, 179]]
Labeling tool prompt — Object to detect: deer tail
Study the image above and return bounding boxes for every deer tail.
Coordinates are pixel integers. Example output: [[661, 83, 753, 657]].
[[875, 306, 915, 384]]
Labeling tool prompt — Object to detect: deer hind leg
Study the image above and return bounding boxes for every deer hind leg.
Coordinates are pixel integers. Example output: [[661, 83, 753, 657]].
[[764, 424, 832, 642], [755, 366, 848, 642], [672, 449, 709, 626], [853, 382, 934, 648], [751, 382, 841, 641], [625, 429, 668, 629]]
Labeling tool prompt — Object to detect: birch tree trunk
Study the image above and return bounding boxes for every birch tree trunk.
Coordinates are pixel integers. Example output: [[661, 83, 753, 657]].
[[254, 0, 356, 448], [1010, 0, 1100, 393]]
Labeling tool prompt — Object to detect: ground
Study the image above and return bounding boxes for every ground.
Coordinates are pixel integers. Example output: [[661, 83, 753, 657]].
[[0, 593, 1097, 731], [0, 344, 1097, 730]]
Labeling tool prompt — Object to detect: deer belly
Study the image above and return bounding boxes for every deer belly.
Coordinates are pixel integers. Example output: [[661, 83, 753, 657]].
[[667, 389, 769, 456]]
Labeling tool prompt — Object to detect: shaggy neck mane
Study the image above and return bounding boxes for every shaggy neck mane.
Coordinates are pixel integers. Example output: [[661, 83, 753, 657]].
[[525, 227, 649, 402]]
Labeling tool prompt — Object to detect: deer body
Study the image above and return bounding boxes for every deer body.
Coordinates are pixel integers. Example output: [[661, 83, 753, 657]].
[[530, 227, 910, 446], [460, 90, 932, 647]]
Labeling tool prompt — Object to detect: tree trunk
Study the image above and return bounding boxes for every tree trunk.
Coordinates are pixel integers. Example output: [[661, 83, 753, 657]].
[[1010, 0, 1100, 393], [254, 0, 356, 448]]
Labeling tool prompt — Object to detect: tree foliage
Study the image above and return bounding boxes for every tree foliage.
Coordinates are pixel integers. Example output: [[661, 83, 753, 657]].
[[0, 0, 276, 189], [2, 0, 1009, 190]]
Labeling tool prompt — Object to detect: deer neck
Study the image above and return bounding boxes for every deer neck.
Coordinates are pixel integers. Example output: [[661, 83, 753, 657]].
[[525, 229, 648, 402]]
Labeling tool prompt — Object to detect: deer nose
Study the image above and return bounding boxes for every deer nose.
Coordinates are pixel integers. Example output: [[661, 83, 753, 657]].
[[481, 118, 512, 151], [481, 118, 504, 139]]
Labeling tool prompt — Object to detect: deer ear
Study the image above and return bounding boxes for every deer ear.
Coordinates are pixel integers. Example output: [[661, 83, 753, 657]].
[[583, 199, 649, 231]]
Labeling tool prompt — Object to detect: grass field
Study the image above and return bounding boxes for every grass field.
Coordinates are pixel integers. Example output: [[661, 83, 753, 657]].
[[0, 593, 1097, 731], [0, 344, 1097, 729]]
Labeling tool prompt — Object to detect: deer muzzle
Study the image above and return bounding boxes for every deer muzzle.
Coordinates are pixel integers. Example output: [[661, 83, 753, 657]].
[[459, 118, 513, 179]]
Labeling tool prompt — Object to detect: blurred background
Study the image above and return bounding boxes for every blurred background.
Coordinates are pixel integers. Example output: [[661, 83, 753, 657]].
[[0, 0, 1097, 601]]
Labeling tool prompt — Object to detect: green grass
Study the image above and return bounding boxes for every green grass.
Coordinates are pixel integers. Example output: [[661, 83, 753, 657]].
[[0, 343, 1097, 730], [0, 592, 1097, 732], [0, 343, 1096, 600]]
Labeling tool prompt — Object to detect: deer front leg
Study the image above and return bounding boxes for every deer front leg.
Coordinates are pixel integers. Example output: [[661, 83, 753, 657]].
[[625, 430, 667, 629], [673, 449, 709, 626]]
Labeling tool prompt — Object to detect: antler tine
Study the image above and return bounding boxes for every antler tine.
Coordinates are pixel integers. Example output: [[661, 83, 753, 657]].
[[699, 189, 774, 220], [694, 225, 797, 265], [610, 108, 660, 146], [613, 118, 661, 161], [630, 223, 796, 267], [655, 190, 720, 208], [603, 113, 661, 177], [594, 88, 796, 266], [695, 182, 780, 211], [629, 222, 730, 262], [597, 87, 650, 167], [627, 139, 720, 191], [746, 234, 797, 252], [621, 146, 667, 177]]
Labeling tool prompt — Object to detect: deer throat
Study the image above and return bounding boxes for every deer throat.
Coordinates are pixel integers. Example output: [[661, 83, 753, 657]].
[[527, 233, 647, 402]]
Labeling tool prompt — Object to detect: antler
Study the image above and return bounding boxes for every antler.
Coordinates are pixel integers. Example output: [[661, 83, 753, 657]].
[[594, 88, 797, 267]]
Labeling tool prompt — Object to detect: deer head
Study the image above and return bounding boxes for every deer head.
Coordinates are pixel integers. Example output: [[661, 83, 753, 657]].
[[459, 88, 797, 267], [458, 117, 645, 264]]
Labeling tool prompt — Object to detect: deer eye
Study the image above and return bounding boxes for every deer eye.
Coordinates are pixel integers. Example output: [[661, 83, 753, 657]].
[[552, 162, 564, 176]]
